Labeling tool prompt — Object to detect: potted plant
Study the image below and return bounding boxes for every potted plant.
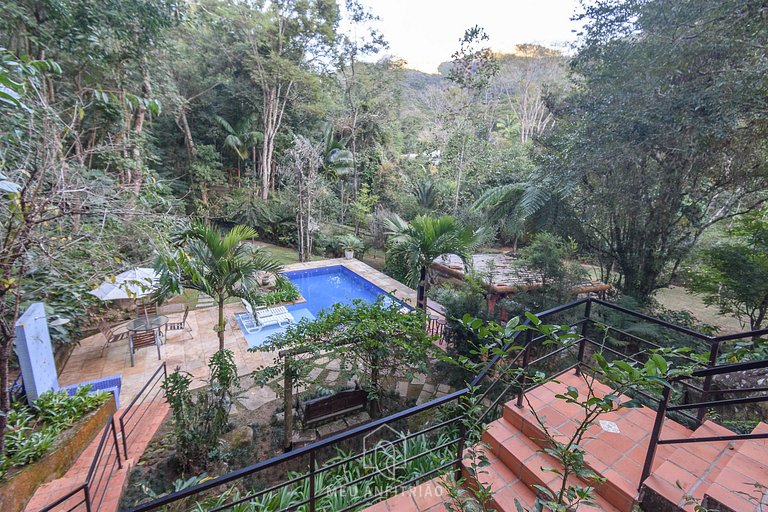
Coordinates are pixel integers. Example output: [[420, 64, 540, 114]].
[[336, 234, 364, 260]]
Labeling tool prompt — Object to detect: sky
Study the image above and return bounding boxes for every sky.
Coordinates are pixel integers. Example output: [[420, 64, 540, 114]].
[[356, 0, 584, 73]]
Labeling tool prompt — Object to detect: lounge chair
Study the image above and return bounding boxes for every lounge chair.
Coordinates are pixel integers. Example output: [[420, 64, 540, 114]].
[[256, 306, 289, 319], [256, 312, 293, 331], [241, 298, 268, 316], [128, 329, 161, 367]]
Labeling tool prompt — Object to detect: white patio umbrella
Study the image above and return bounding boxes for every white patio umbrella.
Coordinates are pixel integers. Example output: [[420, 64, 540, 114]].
[[88, 267, 159, 301]]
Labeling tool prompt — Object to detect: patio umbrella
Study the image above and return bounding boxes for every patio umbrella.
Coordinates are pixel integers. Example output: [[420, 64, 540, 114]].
[[88, 267, 159, 301]]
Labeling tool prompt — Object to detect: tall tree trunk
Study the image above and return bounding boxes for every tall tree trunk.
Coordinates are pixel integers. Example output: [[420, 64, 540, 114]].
[[417, 266, 428, 310], [177, 105, 196, 160], [259, 82, 292, 200], [283, 357, 294, 451], [126, 60, 152, 216]]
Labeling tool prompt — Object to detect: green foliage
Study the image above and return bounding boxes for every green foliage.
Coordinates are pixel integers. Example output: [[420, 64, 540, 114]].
[[689, 209, 768, 331], [162, 349, 241, 472], [538, 0, 768, 300], [385, 214, 486, 307], [263, 278, 300, 306], [179, 432, 454, 511], [253, 298, 434, 416], [0, 386, 109, 479], [334, 233, 365, 255]]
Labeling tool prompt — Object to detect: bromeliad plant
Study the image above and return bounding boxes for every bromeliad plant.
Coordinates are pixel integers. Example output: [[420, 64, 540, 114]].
[[442, 313, 689, 512], [154, 221, 283, 352]]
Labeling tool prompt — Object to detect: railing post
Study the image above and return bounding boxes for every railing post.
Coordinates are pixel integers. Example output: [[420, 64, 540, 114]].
[[111, 417, 123, 469], [640, 385, 672, 487], [84, 484, 92, 512], [697, 340, 719, 427], [575, 299, 592, 376], [120, 415, 128, 459], [516, 330, 532, 408], [455, 419, 466, 482], [309, 450, 316, 512]]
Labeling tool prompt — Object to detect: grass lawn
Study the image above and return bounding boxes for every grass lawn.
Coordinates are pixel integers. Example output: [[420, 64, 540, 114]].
[[250, 241, 318, 266]]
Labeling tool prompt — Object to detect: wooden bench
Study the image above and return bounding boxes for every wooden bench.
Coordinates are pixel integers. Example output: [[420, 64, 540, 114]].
[[297, 386, 367, 428]]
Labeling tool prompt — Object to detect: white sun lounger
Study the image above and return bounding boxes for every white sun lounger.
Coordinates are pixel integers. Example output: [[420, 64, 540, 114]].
[[255, 306, 289, 319], [256, 312, 293, 331]]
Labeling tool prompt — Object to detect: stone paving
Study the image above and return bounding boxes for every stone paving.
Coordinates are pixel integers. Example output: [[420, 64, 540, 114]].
[[58, 258, 443, 406]]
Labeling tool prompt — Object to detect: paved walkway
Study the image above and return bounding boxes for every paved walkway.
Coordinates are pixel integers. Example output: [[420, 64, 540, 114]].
[[58, 258, 440, 406]]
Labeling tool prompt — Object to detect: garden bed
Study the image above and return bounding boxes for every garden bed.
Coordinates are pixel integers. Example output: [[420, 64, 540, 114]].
[[0, 394, 115, 512]]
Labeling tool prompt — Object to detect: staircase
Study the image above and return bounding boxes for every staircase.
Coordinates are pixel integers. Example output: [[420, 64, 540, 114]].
[[366, 370, 768, 512]]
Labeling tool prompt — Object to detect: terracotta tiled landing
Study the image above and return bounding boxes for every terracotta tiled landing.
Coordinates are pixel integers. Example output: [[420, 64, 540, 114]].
[[699, 422, 768, 511], [24, 401, 169, 512], [641, 419, 740, 511]]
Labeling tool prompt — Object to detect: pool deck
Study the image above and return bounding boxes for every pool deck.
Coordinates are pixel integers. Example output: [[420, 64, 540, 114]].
[[58, 258, 443, 404]]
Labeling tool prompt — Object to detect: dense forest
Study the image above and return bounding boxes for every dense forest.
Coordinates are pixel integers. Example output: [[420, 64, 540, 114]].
[[1, 0, 767, 406]]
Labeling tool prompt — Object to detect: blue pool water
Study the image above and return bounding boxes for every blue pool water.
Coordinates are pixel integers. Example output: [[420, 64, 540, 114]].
[[284, 265, 398, 316], [239, 265, 399, 349]]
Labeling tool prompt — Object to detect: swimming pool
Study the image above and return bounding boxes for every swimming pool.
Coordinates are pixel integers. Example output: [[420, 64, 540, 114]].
[[284, 265, 398, 316], [237, 265, 400, 348]]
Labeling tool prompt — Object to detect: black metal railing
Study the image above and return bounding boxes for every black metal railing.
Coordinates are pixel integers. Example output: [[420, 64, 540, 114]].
[[118, 362, 167, 458], [39, 416, 123, 512], [640, 347, 768, 485], [127, 297, 768, 512]]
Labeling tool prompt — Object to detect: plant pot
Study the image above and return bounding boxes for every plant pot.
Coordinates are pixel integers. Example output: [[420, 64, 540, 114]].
[[344, 250, 354, 260]]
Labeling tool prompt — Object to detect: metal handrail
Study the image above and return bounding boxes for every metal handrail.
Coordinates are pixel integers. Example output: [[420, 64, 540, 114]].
[[118, 362, 167, 458], [39, 416, 122, 512], [640, 353, 768, 486]]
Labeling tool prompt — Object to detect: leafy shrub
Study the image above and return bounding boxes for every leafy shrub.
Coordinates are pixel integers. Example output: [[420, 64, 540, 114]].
[[0, 385, 109, 479], [263, 278, 300, 306], [162, 349, 241, 472]]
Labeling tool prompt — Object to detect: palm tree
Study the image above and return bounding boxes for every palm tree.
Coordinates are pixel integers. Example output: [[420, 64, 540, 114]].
[[155, 222, 283, 351], [472, 182, 568, 252], [385, 214, 484, 310], [214, 115, 263, 182]]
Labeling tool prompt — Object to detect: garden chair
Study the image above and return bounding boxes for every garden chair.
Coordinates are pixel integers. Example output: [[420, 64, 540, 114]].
[[128, 329, 161, 367], [136, 303, 158, 318], [165, 306, 190, 337], [99, 321, 129, 355]]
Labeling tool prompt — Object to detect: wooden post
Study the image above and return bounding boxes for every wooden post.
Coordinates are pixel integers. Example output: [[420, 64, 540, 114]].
[[283, 356, 293, 452]]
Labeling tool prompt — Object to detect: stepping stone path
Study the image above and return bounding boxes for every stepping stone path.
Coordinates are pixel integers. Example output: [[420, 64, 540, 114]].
[[238, 386, 278, 411], [392, 374, 455, 405]]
